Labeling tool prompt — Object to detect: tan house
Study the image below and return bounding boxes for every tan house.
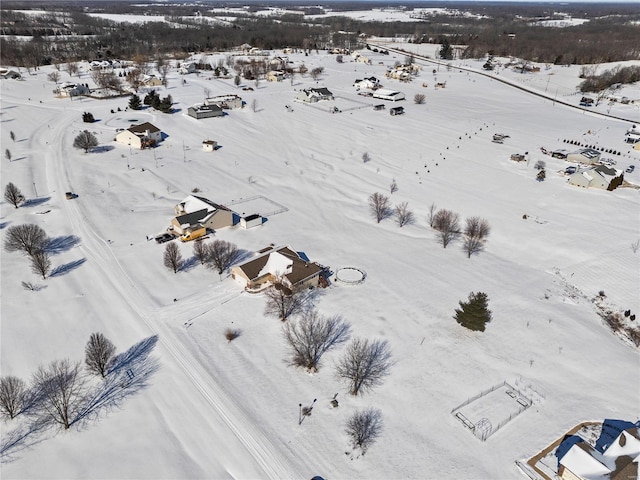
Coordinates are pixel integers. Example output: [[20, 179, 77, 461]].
[[169, 195, 234, 235], [267, 70, 285, 82], [115, 122, 162, 149], [567, 165, 624, 191], [142, 75, 163, 87], [231, 245, 324, 292]]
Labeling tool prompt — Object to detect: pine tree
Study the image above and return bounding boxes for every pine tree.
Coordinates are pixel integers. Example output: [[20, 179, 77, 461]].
[[454, 292, 492, 332], [129, 94, 141, 110], [536, 169, 546, 182], [439, 38, 453, 60]]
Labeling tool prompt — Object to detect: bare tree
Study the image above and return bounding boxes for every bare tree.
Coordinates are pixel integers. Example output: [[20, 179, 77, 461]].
[[414, 93, 426, 104], [65, 61, 79, 77], [4, 182, 25, 208], [0, 376, 27, 420], [30, 249, 52, 279], [204, 239, 240, 275], [5, 149, 12, 162], [264, 282, 309, 322], [368, 192, 392, 223], [282, 310, 351, 372], [193, 239, 208, 264], [362, 152, 371, 163], [32, 359, 85, 430], [346, 408, 383, 453], [432, 209, 460, 248], [73, 130, 98, 153], [390, 179, 398, 194], [251, 98, 258, 113], [427, 202, 438, 227], [335, 338, 393, 396], [4, 224, 47, 256], [310, 67, 324, 80], [126, 68, 143, 92], [158, 63, 170, 87], [163, 242, 183, 273], [463, 216, 490, 258], [85, 333, 116, 378], [395, 202, 415, 227], [47, 71, 60, 84]]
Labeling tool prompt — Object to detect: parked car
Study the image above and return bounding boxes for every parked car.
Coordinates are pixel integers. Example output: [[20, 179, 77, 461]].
[[155, 233, 174, 244], [626, 165, 635, 173], [565, 166, 577, 174], [552, 149, 568, 159], [599, 158, 617, 166], [65, 192, 77, 199]]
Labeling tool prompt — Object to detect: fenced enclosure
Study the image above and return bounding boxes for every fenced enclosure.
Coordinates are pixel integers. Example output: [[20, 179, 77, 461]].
[[451, 381, 532, 441], [226, 195, 288, 217]]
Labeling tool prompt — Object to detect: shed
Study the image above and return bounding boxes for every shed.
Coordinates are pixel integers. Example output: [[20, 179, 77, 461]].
[[188, 104, 224, 119], [240, 214, 263, 229], [373, 104, 385, 111], [390, 106, 405, 116], [202, 140, 217, 152], [373, 89, 405, 101]]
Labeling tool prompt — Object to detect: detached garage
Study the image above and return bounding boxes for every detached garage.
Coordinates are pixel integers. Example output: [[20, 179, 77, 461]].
[[566, 148, 601, 165], [372, 89, 405, 102], [240, 214, 263, 229]]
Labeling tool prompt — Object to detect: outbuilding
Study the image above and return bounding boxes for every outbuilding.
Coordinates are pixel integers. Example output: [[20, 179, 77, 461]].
[[188, 104, 224, 119], [566, 148, 601, 165], [372, 89, 405, 102], [202, 140, 218, 152], [240, 214, 263, 229], [390, 106, 405, 116]]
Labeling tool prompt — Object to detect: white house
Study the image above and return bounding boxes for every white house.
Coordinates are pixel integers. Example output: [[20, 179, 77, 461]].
[[297, 87, 333, 103], [567, 165, 624, 191], [373, 89, 405, 101], [353, 76, 380, 90], [205, 95, 243, 110], [566, 148, 601, 165], [625, 125, 640, 144], [115, 122, 162, 149], [55, 82, 90, 97], [179, 62, 197, 75]]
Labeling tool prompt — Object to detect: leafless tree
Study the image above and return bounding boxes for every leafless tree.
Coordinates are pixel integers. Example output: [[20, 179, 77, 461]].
[[289, 72, 296, 86], [204, 239, 240, 275], [163, 242, 183, 273], [432, 209, 460, 248], [264, 282, 309, 322], [346, 408, 383, 453], [126, 68, 143, 92], [362, 152, 371, 163], [368, 192, 392, 223], [31, 359, 85, 430], [414, 93, 426, 104], [4, 182, 25, 208], [390, 179, 398, 194], [299, 63, 308, 76], [73, 130, 98, 153], [282, 310, 351, 372], [534, 160, 546, 170], [251, 98, 258, 113], [47, 71, 60, 84], [427, 202, 438, 227], [158, 63, 170, 87], [193, 239, 207, 264], [463, 216, 490, 258], [91, 70, 121, 92], [395, 202, 415, 227], [4, 224, 48, 256], [30, 249, 52, 279], [65, 61, 78, 77], [335, 338, 393, 396], [85, 333, 116, 378], [0, 376, 27, 420], [310, 67, 324, 80]]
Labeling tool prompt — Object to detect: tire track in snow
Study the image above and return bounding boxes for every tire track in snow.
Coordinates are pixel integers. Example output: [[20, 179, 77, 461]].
[[44, 112, 300, 480]]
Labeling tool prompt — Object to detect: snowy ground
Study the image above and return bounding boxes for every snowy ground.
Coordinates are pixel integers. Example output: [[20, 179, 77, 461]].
[[1, 40, 639, 480]]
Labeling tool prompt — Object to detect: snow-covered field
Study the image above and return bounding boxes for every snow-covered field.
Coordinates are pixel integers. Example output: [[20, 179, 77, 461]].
[[1, 41, 639, 480]]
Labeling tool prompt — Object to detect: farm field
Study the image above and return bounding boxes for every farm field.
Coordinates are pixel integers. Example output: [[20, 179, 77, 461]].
[[1, 39, 639, 480]]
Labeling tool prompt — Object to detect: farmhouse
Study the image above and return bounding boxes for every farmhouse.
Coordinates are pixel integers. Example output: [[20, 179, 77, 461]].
[[115, 122, 162, 149], [205, 95, 243, 110], [353, 76, 380, 90], [297, 87, 334, 103], [566, 148, 602, 165], [169, 195, 234, 235], [54, 82, 90, 97], [567, 165, 624, 191], [373, 89, 405, 101], [231, 245, 324, 292], [556, 420, 640, 480], [188, 103, 224, 119]]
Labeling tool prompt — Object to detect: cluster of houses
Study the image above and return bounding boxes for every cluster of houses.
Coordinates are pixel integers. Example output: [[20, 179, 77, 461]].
[[89, 59, 125, 70], [562, 148, 626, 191], [385, 63, 421, 81], [555, 419, 639, 480], [164, 195, 327, 293]]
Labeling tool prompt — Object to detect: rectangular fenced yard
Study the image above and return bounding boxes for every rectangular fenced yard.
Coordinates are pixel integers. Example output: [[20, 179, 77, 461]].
[[452, 381, 532, 441], [226, 195, 288, 217]]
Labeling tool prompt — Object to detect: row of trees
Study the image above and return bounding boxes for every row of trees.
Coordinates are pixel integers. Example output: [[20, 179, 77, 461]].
[[163, 239, 241, 275], [368, 192, 415, 227], [4, 222, 53, 280]]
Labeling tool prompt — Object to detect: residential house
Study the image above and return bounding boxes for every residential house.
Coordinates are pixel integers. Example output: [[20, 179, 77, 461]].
[[169, 195, 234, 235], [55, 82, 90, 97], [142, 75, 163, 87], [267, 70, 285, 82], [556, 420, 640, 480], [179, 62, 196, 75], [567, 148, 602, 165], [205, 95, 243, 110], [567, 165, 624, 191], [297, 87, 334, 103], [0, 68, 21, 79], [231, 245, 325, 292], [625, 125, 640, 144], [188, 103, 224, 119], [353, 76, 380, 90], [115, 122, 162, 149]]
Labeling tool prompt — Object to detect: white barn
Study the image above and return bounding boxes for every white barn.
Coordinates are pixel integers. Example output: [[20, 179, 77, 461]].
[[372, 89, 405, 101]]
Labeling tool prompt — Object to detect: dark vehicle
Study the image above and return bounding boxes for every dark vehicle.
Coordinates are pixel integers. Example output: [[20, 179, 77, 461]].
[[65, 192, 77, 199], [552, 149, 568, 159], [626, 165, 635, 173], [565, 166, 577, 174], [155, 233, 174, 244]]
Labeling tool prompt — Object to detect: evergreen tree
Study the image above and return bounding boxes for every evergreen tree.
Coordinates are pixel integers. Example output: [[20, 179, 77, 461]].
[[536, 169, 546, 182], [439, 38, 453, 60], [128, 94, 142, 110], [144, 90, 159, 107], [454, 292, 492, 332]]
